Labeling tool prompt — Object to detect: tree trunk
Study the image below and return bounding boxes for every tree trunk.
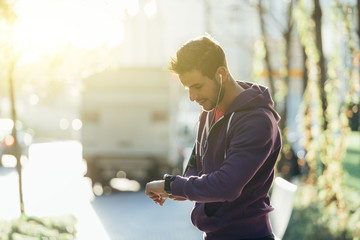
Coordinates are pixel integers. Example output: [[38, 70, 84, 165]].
[[302, 47, 308, 92], [313, 0, 327, 130], [8, 60, 24, 214], [313, 0, 327, 175], [282, 1, 294, 133], [258, 0, 275, 99], [358, 0, 360, 41]]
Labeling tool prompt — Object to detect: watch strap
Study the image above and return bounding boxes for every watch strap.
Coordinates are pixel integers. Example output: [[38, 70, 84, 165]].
[[164, 174, 176, 195]]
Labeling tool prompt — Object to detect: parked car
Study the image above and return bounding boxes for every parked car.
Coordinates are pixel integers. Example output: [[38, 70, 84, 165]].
[[0, 118, 33, 167]]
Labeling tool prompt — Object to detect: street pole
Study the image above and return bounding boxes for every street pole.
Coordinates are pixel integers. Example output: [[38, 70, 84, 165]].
[[8, 60, 25, 214]]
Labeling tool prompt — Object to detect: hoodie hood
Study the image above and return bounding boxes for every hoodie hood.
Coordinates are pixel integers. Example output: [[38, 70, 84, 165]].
[[225, 81, 281, 122]]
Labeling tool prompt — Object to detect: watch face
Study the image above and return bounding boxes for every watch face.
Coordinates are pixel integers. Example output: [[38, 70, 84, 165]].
[[167, 175, 176, 181], [165, 174, 175, 181]]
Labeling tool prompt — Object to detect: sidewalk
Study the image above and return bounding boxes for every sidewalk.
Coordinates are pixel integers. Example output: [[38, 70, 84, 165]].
[[0, 141, 111, 239]]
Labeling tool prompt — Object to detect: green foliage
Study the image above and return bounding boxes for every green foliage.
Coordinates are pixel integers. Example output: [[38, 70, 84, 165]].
[[280, 1, 360, 239], [343, 132, 360, 191], [0, 214, 77, 240], [331, 2, 360, 104], [284, 184, 360, 240], [283, 131, 360, 240]]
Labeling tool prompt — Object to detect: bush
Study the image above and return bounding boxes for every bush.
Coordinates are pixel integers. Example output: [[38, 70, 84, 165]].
[[0, 214, 77, 240], [283, 184, 360, 240]]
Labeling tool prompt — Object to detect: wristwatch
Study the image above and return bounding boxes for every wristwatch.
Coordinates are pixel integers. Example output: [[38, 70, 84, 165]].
[[164, 174, 176, 195]]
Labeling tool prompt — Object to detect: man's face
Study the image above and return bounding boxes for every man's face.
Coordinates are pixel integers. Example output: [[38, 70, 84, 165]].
[[179, 70, 222, 112]]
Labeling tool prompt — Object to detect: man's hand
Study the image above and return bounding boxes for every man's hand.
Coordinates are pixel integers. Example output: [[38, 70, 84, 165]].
[[145, 180, 168, 206]]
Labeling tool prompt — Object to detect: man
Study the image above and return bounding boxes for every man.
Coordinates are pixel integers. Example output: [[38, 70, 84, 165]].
[[145, 35, 282, 240]]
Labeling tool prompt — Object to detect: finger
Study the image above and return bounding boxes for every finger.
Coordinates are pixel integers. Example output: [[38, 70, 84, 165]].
[[149, 194, 161, 201], [147, 193, 163, 204], [147, 192, 158, 199], [151, 194, 163, 202], [159, 197, 167, 206]]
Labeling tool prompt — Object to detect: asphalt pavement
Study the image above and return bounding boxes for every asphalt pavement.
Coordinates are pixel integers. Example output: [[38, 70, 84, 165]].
[[91, 191, 203, 240], [0, 140, 203, 239], [0, 166, 202, 240]]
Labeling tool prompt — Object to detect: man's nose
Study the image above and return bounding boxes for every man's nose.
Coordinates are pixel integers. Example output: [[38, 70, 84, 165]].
[[189, 89, 197, 102]]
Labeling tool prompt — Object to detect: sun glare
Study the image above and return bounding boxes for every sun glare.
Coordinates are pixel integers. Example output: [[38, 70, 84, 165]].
[[12, 0, 133, 57]]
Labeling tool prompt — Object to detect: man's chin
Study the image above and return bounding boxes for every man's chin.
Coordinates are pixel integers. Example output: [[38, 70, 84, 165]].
[[201, 105, 215, 112]]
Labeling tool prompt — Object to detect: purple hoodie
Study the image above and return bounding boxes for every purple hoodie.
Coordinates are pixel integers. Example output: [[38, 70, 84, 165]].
[[171, 81, 282, 239]]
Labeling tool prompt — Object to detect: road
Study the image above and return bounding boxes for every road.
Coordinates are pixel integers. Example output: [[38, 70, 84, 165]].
[[0, 166, 202, 240], [0, 140, 203, 240], [91, 191, 203, 240]]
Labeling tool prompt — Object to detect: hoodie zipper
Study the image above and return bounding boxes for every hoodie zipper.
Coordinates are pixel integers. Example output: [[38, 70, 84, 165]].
[[199, 112, 235, 167], [199, 113, 225, 166]]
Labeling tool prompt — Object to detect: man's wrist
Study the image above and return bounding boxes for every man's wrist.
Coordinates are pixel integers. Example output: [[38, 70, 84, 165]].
[[164, 174, 176, 195]]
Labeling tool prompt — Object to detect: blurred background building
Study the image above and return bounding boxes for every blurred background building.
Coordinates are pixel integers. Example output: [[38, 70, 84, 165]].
[[1, 0, 297, 139], [0, 0, 358, 186], [0, 0, 311, 185]]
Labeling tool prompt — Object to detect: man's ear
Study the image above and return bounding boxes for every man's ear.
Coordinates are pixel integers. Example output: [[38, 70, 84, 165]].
[[216, 67, 226, 84]]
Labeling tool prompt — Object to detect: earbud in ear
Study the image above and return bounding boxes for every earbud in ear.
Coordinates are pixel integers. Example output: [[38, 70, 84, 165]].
[[219, 74, 222, 82]]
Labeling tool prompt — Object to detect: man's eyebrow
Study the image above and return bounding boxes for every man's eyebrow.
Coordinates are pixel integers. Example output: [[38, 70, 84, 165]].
[[188, 83, 201, 88]]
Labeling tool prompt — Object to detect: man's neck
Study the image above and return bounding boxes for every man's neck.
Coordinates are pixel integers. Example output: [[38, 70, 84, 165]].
[[218, 79, 243, 111]]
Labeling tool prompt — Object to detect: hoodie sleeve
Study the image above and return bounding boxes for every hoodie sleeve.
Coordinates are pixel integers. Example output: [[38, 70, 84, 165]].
[[171, 109, 280, 202]]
